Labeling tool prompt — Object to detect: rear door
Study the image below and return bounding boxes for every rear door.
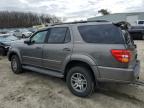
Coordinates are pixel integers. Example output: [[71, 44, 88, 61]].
[[42, 27, 72, 71]]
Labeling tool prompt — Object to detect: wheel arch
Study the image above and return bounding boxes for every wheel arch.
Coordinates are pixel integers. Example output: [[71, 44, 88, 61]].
[[8, 51, 21, 62], [64, 59, 99, 82]]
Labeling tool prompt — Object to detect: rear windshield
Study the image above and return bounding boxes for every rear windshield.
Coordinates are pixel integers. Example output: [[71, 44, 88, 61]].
[[78, 24, 125, 44]]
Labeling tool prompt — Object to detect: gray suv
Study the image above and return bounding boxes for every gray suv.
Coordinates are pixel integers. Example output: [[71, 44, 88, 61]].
[[8, 21, 140, 97]]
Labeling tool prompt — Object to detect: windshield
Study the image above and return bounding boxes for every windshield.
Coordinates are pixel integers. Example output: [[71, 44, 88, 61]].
[[0, 35, 18, 42]]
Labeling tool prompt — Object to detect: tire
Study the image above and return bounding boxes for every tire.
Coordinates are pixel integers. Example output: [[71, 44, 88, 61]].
[[11, 55, 23, 74], [0, 47, 5, 56], [66, 66, 94, 97]]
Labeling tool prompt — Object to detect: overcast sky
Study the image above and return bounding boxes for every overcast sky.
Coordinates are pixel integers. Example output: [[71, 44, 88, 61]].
[[0, 0, 144, 22]]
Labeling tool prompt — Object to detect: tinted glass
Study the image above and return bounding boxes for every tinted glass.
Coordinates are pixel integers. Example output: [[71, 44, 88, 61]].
[[31, 31, 47, 43], [78, 24, 124, 44], [48, 27, 67, 43], [138, 21, 144, 24], [64, 29, 71, 43]]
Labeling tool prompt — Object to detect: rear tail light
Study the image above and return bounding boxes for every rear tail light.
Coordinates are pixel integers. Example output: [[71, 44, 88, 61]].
[[111, 49, 131, 63]]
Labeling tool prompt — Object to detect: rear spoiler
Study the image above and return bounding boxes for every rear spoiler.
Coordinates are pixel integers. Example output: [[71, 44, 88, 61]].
[[113, 21, 131, 30]]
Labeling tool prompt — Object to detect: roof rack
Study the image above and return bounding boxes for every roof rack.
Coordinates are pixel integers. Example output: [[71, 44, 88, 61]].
[[51, 20, 109, 26]]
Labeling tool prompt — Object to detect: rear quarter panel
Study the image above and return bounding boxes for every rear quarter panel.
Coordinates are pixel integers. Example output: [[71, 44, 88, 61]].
[[72, 24, 128, 68]]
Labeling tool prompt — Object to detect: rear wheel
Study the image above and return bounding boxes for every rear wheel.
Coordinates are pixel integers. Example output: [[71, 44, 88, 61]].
[[11, 55, 23, 74], [66, 66, 94, 97]]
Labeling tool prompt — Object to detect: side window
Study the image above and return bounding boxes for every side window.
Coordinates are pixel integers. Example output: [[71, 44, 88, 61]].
[[64, 29, 71, 43], [78, 25, 124, 44], [31, 31, 47, 43], [48, 27, 67, 43]]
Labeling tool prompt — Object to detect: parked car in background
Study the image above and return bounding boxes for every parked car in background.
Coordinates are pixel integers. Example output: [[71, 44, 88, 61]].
[[13, 29, 32, 39], [8, 21, 140, 97], [137, 20, 144, 26], [0, 34, 18, 55], [28, 28, 37, 33], [8, 31, 15, 36], [0, 29, 9, 34], [128, 26, 144, 40]]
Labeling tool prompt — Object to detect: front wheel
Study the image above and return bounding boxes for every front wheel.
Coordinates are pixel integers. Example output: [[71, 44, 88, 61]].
[[66, 66, 94, 97], [11, 55, 23, 74]]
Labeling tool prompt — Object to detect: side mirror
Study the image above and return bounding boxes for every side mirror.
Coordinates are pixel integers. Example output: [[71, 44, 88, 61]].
[[24, 39, 31, 44]]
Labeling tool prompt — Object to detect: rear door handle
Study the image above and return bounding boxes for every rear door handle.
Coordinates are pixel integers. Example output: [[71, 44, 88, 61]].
[[63, 48, 71, 51]]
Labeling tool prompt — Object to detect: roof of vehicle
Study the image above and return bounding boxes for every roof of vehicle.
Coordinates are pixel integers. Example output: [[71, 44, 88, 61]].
[[39, 20, 113, 31], [39, 20, 129, 32], [51, 20, 110, 25]]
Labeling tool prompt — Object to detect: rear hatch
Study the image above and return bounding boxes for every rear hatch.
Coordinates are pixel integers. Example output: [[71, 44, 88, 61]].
[[113, 22, 138, 68], [77, 23, 137, 69], [122, 30, 137, 68]]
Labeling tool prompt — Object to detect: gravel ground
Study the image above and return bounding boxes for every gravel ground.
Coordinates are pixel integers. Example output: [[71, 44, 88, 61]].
[[0, 41, 144, 108]]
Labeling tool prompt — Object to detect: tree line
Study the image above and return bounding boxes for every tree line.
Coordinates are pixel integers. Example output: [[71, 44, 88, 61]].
[[0, 11, 61, 28], [98, 9, 110, 15]]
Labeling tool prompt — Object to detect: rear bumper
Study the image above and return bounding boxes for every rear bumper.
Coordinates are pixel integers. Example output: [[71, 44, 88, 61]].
[[97, 60, 140, 83]]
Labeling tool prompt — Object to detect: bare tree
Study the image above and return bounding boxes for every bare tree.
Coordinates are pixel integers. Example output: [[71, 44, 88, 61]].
[[0, 11, 62, 28], [98, 9, 110, 15]]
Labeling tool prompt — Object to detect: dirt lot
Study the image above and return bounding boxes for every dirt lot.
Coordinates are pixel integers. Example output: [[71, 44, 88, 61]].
[[0, 41, 144, 108]]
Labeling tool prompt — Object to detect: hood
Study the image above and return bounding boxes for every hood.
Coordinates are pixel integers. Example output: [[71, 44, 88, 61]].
[[1, 39, 25, 46], [1, 38, 21, 45], [0, 41, 12, 46], [11, 39, 26, 45]]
